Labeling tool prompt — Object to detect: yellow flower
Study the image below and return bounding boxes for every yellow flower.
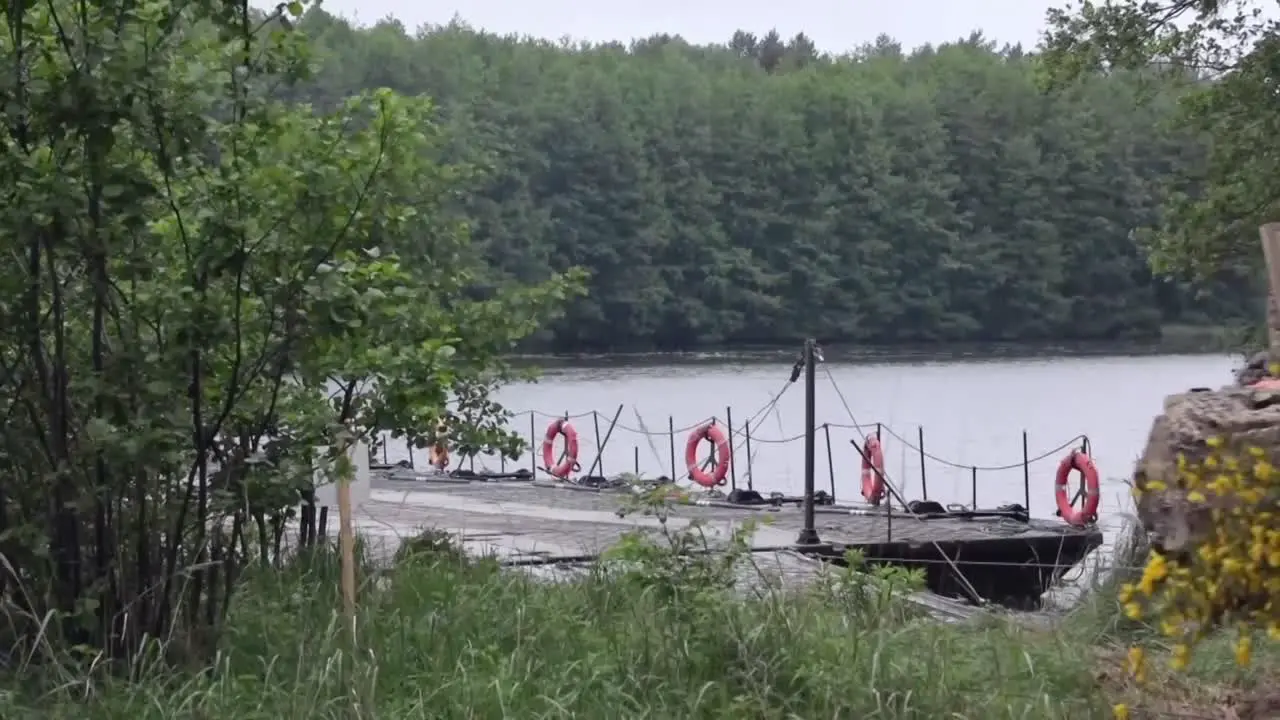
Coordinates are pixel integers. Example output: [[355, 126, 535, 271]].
[[1255, 460, 1273, 481], [1118, 583, 1135, 603], [1235, 636, 1252, 667], [1112, 703, 1129, 720], [1137, 576, 1156, 596], [1127, 646, 1145, 677], [1250, 543, 1266, 563], [1138, 553, 1168, 594], [1124, 602, 1143, 620], [1171, 643, 1190, 670]]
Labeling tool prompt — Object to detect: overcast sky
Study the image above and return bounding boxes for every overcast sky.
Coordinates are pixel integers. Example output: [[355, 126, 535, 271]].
[[310, 0, 1062, 53]]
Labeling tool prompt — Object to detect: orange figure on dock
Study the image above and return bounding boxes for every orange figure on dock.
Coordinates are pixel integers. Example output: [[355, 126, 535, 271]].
[[428, 420, 449, 471]]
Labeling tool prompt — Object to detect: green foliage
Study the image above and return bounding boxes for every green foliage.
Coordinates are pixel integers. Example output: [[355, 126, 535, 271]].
[[5, 523, 1273, 719], [604, 481, 765, 603], [0, 532, 1100, 719], [0, 0, 576, 661], [393, 528, 470, 565], [291, 14, 1260, 351], [1042, 0, 1280, 282], [3, 515, 1275, 718]]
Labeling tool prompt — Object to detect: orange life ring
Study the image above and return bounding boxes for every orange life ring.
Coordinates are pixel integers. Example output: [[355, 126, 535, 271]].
[[541, 418, 580, 479], [860, 434, 886, 505], [686, 422, 732, 488], [1055, 450, 1100, 527]]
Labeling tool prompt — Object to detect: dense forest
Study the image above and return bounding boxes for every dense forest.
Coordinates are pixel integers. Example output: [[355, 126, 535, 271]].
[[290, 12, 1258, 352]]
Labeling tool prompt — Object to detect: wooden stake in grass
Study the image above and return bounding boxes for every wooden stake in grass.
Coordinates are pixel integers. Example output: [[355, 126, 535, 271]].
[[328, 431, 366, 720], [338, 463, 356, 621], [1258, 223, 1280, 364], [332, 432, 359, 642]]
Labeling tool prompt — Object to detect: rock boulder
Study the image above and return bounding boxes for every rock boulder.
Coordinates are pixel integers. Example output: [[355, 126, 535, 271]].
[[1133, 382, 1280, 552]]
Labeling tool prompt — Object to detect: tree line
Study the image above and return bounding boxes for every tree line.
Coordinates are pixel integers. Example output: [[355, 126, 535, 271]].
[[289, 12, 1259, 352]]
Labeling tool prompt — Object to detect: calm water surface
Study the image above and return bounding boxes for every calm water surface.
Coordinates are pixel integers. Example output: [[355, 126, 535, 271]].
[[388, 352, 1238, 543]]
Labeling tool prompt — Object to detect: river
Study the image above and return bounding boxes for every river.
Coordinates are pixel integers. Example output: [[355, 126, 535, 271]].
[[382, 350, 1238, 544]]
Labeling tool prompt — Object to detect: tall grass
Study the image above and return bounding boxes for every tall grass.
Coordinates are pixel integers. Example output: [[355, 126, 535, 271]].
[[0, 524, 1272, 719]]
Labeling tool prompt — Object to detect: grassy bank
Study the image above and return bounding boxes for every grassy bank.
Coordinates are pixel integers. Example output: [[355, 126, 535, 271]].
[[0, 530, 1274, 719]]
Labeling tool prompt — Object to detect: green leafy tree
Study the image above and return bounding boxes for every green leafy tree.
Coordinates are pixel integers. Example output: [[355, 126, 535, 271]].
[[1041, 0, 1280, 283], [0, 0, 578, 661]]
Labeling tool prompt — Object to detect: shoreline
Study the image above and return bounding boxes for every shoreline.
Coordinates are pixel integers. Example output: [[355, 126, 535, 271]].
[[510, 326, 1250, 367]]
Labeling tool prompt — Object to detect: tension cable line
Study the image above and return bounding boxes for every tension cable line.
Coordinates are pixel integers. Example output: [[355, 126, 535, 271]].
[[819, 360, 987, 606]]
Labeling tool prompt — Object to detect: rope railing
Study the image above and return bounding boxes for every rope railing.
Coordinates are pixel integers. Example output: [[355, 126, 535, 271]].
[[875, 424, 1088, 472], [608, 417, 716, 436], [503, 407, 1089, 473], [515, 413, 1086, 456], [373, 396, 1093, 520]]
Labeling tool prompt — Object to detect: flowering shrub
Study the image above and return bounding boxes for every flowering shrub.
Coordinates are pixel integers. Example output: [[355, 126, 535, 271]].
[[1120, 436, 1279, 676]]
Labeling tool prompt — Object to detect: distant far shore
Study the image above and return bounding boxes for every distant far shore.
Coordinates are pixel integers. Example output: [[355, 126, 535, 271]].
[[511, 324, 1253, 366]]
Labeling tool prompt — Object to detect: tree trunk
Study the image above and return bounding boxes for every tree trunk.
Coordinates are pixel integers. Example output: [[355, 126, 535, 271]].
[[1258, 223, 1280, 367]]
